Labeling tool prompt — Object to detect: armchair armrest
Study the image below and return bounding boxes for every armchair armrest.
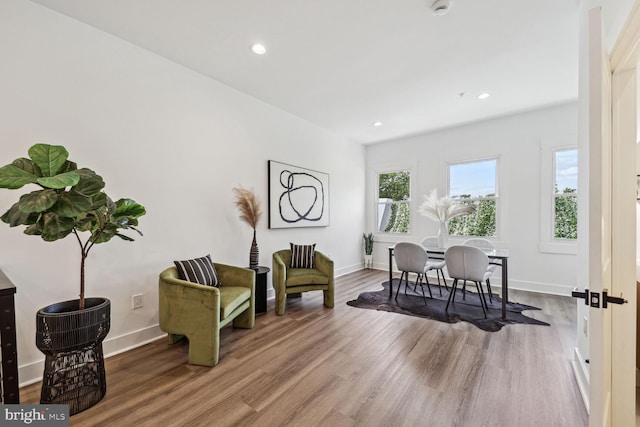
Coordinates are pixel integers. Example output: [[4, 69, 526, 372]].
[[158, 267, 220, 329], [214, 263, 255, 291], [314, 251, 334, 280], [272, 251, 287, 290]]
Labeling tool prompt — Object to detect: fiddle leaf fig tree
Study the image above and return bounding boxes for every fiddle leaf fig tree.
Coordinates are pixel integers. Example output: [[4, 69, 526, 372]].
[[0, 143, 146, 310]]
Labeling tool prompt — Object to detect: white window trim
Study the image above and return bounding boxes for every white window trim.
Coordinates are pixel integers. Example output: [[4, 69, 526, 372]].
[[445, 155, 501, 240], [539, 137, 578, 254]]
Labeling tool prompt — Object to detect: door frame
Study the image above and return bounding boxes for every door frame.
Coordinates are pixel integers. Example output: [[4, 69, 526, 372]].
[[609, 1, 639, 425]]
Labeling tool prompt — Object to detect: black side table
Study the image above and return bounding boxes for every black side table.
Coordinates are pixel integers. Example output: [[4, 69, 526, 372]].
[[253, 266, 270, 314]]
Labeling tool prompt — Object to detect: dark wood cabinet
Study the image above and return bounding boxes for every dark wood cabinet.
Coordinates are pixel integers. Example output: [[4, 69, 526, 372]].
[[0, 269, 18, 403]]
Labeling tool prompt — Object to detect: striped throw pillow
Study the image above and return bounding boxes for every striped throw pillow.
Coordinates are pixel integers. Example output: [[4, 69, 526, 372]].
[[290, 243, 316, 268], [174, 254, 220, 287]]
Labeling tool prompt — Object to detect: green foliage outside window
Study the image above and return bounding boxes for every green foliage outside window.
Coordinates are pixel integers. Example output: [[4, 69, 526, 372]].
[[378, 171, 410, 233], [379, 171, 410, 201], [449, 197, 496, 237], [554, 188, 577, 239], [383, 203, 410, 233]]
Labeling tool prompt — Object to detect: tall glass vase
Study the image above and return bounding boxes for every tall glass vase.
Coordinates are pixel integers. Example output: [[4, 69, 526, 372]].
[[249, 229, 259, 269], [437, 221, 449, 248]]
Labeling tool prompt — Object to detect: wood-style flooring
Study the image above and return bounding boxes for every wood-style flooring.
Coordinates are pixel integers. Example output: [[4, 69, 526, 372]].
[[20, 269, 588, 426]]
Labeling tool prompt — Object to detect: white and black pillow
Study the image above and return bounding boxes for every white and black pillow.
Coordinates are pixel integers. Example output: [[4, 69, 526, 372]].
[[290, 243, 316, 268], [174, 254, 220, 287]]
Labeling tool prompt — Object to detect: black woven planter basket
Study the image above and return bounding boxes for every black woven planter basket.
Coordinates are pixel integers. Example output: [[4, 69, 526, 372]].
[[36, 297, 110, 415]]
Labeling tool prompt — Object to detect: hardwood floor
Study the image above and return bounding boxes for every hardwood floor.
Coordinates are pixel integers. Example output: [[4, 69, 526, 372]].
[[20, 269, 588, 426]]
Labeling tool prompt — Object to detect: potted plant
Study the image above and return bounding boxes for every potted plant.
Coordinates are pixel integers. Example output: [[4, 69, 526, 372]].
[[232, 186, 262, 269], [0, 143, 145, 414], [363, 232, 374, 269]]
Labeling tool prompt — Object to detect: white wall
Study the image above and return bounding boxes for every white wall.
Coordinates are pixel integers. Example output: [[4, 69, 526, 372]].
[[366, 102, 578, 295], [0, 0, 365, 385]]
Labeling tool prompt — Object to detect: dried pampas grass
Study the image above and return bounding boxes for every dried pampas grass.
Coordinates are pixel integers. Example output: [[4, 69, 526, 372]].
[[418, 188, 475, 223], [232, 187, 262, 229]]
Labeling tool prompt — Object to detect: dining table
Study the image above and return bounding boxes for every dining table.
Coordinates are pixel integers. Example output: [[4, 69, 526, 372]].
[[388, 245, 510, 319]]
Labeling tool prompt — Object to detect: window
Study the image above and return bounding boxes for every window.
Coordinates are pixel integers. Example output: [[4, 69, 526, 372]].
[[377, 170, 410, 233], [553, 149, 578, 239], [447, 158, 498, 237]]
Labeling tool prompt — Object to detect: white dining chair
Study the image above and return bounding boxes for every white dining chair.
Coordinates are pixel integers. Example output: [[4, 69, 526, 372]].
[[444, 245, 492, 318], [463, 238, 496, 302], [419, 236, 448, 293], [393, 242, 435, 304]]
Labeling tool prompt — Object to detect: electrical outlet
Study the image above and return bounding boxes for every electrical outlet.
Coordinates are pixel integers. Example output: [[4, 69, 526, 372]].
[[583, 316, 588, 336], [132, 294, 143, 310]]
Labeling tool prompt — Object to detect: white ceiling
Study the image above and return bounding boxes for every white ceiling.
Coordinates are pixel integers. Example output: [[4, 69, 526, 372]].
[[30, 0, 580, 144]]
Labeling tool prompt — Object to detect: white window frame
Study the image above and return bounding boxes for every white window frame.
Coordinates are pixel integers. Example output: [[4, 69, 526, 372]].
[[375, 168, 412, 235], [539, 136, 578, 254], [446, 156, 500, 239]]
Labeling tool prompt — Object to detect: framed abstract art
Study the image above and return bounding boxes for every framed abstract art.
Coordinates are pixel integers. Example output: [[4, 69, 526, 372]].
[[268, 160, 329, 228]]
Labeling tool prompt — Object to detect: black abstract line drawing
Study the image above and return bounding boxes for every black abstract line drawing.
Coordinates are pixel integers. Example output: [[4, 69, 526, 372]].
[[278, 169, 325, 223], [268, 161, 329, 229]]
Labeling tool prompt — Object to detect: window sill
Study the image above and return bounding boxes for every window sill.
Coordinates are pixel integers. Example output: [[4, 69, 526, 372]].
[[539, 241, 577, 255]]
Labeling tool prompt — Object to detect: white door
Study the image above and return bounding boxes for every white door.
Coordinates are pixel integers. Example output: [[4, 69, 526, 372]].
[[577, 4, 638, 426], [576, 5, 613, 426], [609, 2, 639, 425], [587, 6, 613, 425]]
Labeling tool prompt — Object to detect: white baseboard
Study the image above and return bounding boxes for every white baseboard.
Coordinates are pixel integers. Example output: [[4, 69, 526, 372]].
[[19, 324, 165, 387], [571, 346, 590, 413]]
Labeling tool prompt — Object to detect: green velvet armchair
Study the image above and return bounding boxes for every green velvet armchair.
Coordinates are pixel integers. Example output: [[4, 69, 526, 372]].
[[158, 263, 255, 366], [272, 249, 334, 315]]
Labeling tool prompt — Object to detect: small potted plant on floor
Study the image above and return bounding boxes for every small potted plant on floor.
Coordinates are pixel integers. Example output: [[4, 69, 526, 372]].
[[0, 143, 146, 414], [363, 232, 374, 269]]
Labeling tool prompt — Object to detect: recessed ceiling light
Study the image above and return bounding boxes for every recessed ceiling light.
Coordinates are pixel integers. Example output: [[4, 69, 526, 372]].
[[251, 43, 266, 55], [478, 92, 490, 100], [431, 0, 451, 16], [373, 121, 382, 127]]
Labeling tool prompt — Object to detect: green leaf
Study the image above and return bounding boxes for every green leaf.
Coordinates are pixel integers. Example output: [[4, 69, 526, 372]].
[[88, 192, 108, 210], [73, 169, 105, 197], [91, 224, 117, 244], [1, 203, 38, 227], [12, 158, 42, 176], [113, 198, 146, 219], [50, 190, 93, 217], [24, 223, 42, 235], [115, 233, 135, 242], [28, 144, 69, 177], [58, 161, 77, 173], [17, 190, 58, 213], [36, 171, 80, 189], [0, 164, 37, 189], [40, 212, 75, 241]]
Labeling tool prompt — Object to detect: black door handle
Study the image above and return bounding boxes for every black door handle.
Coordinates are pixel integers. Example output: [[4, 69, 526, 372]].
[[602, 289, 628, 308], [571, 287, 589, 305]]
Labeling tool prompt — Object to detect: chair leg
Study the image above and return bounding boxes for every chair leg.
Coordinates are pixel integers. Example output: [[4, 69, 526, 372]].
[[417, 275, 428, 305], [439, 269, 450, 291], [462, 280, 467, 300], [423, 273, 433, 298], [486, 279, 494, 303], [395, 272, 406, 301], [445, 279, 459, 312], [436, 269, 449, 292], [474, 281, 488, 318], [433, 270, 442, 296], [407, 273, 417, 295]]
